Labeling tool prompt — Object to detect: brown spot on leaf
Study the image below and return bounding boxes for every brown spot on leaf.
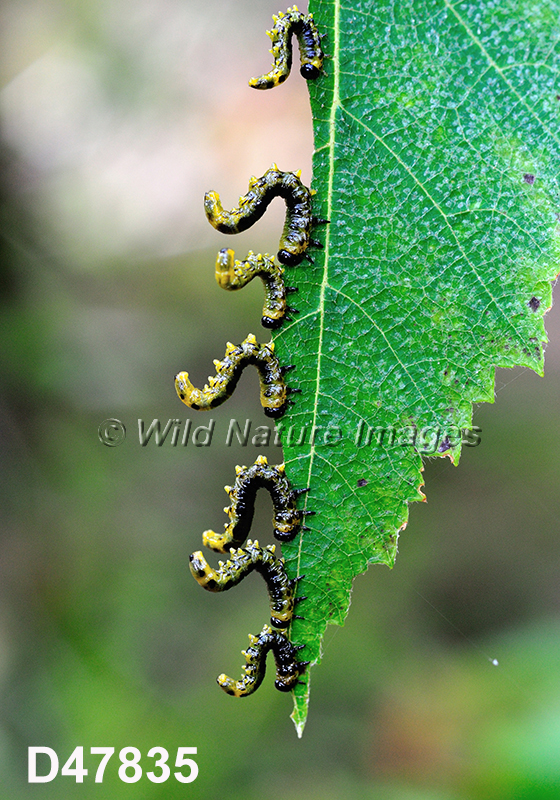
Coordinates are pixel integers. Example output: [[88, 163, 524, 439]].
[[528, 296, 540, 311], [523, 173, 535, 184], [357, 478, 368, 487]]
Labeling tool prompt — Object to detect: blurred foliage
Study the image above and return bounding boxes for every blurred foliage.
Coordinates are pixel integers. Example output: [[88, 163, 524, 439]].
[[1, 0, 560, 798]]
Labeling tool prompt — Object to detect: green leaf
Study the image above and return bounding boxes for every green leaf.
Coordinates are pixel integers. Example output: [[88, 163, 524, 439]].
[[273, 0, 560, 735]]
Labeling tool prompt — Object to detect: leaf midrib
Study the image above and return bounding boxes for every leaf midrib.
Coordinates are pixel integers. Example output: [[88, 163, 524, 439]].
[[289, 0, 342, 605]]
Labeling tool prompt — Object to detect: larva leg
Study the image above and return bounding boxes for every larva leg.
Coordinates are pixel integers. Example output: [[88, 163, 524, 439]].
[[215, 248, 297, 329], [175, 334, 293, 418], [190, 539, 297, 628], [202, 455, 312, 553], [217, 624, 308, 696], [204, 167, 312, 266], [249, 7, 325, 90]]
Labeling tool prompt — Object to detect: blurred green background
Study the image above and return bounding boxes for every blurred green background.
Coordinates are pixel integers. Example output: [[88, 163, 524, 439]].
[[1, 1, 560, 797]]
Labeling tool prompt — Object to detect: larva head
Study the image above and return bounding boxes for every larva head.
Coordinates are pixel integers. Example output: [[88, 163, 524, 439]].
[[273, 524, 301, 542], [273, 649, 308, 691], [261, 373, 288, 418], [300, 62, 321, 80], [175, 372, 204, 410], [271, 611, 292, 629], [264, 402, 288, 419], [277, 248, 304, 266], [262, 308, 285, 329], [274, 674, 299, 692]]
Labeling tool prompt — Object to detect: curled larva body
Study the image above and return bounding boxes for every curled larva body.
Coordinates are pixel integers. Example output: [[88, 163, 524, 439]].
[[204, 167, 313, 266], [175, 334, 291, 418], [215, 248, 296, 329], [202, 454, 312, 553], [217, 624, 308, 696], [249, 6, 324, 89], [190, 539, 297, 628]]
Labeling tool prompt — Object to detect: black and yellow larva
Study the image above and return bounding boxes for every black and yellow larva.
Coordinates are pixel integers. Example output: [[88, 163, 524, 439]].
[[217, 624, 308, 696], [204, 166, 325, 267], [249, 5, 325, 89], [215, 248, 297, 329], [202, 454, 312, 553], [190, 539, 305, 628], [175, 334, 296, 418]]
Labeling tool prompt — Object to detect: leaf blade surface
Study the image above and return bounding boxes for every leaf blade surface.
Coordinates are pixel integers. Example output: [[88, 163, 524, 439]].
[[273, 0, 560, 734]]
